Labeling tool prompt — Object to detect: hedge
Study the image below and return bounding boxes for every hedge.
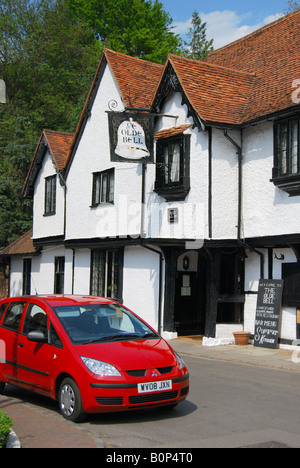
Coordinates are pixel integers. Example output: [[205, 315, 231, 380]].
[[0, 409, 13, 448]]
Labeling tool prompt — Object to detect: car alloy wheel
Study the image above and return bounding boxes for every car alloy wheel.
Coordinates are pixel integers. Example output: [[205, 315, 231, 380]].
[[59, 378, 85, 423]]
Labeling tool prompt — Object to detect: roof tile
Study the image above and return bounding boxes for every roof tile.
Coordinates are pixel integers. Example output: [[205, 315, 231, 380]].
[[166, 55, 256, 125], [105, 49, 163, 109], [205, 10, 300, 123], [155, 124, 191, 140], [43, 129, 74, 170], [0, 230, 36, 256]]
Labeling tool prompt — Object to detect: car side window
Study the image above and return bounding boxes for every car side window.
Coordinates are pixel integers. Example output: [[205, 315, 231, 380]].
[[2, 302, 26, 331], [0, 303, 9, 321], [23, 303, 48, 336], [49, 322, 63, 348]]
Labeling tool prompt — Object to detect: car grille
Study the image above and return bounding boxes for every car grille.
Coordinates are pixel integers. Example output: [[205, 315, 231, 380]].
[[129, 390, 178, 404], [95, 387, 187, 407], [126, 369, 147, 377], [126, 366, 174, 377], [180, 386, 189, 397], [95, 396, 123, 406]]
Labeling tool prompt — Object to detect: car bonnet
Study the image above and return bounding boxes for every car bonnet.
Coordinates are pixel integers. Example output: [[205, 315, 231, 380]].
[[74, 337, 176, 371]]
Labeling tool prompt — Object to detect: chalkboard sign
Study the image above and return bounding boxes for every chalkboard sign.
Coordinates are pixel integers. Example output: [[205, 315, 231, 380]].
[[254, 279, 284, 349]]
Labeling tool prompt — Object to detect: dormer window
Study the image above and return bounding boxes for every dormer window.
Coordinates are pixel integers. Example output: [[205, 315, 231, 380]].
[[272, 115, 300, 196], [154, 129, 191, 201]]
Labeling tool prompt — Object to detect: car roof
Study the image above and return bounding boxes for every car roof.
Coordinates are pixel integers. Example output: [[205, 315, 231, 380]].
[[0, 295, 116, 307]]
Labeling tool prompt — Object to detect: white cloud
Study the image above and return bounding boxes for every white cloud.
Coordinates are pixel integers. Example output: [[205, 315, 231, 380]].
[[173, 10, 284, 49]]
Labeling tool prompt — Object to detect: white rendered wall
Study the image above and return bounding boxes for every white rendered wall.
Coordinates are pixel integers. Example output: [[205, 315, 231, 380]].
[[211, 128, 239, 240], [72, 249, 91, 295], [9, 247, 73, 296], [122, 246, 161, 331], [32, 150, 65, 240], [9, 257, 23, 296], [242, 122, 300, 239]]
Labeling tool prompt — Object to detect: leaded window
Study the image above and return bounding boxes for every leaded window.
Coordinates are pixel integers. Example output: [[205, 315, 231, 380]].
[[90, 249, 122, 300]]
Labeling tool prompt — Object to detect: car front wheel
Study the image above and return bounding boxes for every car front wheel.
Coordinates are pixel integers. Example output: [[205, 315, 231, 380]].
[[58, 378, 86, 423], [0, 382, 5, 394]]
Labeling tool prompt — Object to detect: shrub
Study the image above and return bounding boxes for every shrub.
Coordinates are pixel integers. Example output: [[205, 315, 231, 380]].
[[0, 409, 13, 448]]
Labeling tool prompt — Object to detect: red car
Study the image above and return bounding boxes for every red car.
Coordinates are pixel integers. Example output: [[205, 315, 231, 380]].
[[0, 295, 189, 422]]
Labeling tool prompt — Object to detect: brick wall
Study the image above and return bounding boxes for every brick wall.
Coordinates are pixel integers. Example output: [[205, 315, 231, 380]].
[[0, 272, 8, 299]]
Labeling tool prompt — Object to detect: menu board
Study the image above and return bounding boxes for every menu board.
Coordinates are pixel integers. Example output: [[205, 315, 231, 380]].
[[254, 279, 284, 349]]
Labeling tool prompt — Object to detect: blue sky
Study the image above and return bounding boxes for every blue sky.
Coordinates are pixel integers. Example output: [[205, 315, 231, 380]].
[[161, 0, 288, 48]]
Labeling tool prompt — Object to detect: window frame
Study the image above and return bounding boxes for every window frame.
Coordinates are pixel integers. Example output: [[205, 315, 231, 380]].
[[54, 256, 65, 294], [272, 115, 300, 196], [2, 302, 27, 332], [22, 303, 63, 348], [91, 168, 115, 207], [155, 134, 190, 201], [23, 258, 32, 296], [90, 248, 123, 302], [44, 175, 57, 215]]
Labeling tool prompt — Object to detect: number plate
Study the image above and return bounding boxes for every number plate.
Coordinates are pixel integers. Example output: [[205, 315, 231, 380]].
[[137, 380, 172, 394]]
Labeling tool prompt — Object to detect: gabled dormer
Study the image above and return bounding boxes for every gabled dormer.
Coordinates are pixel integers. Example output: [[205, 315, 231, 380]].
[[22, 129, 74, 242]]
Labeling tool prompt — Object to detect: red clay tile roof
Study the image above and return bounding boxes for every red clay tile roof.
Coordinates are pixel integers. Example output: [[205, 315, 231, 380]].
[[22, 129, 74, 197], [0, 229, 37, 256], [155, 124, 191, 140], [205, 10, 300, 123], [43, 129, 74, 170], [105, 49, 163, 109], [163, 55, 257, 126]]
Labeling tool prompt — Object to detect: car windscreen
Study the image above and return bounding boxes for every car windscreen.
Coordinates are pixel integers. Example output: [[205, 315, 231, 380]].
[[52, 303, 158, 344]]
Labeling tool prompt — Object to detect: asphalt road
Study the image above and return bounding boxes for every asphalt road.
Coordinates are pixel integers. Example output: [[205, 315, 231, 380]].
[[82, 354, 300, 448], [2, 353, 300, 448]]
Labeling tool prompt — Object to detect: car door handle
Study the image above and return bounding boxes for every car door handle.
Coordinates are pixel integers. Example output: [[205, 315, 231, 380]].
[[18, 342, 24, 348]]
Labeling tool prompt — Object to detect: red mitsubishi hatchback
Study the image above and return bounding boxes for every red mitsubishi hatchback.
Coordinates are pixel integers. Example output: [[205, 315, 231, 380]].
[[0, 295, 189, 422]]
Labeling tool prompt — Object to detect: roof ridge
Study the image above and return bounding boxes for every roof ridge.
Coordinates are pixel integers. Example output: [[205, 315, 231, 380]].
[[207, 10, 299, 58], [168, 53, 256, 78], [43, 129, 74, 136], [104, 48, 163, 69]]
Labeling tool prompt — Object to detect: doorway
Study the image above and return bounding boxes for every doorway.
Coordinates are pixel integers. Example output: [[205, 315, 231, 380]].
[[174, 252, 206, 335]]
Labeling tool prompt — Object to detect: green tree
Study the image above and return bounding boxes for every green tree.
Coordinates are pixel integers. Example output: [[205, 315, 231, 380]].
[[68, 0, 181, 63], [0, 0, 100, 248], [285, 0, 300, 11], [182, 10, 213, 61]]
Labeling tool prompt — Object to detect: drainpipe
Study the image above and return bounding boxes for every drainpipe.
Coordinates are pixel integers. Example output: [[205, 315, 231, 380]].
[[223, 129, 265, 278], [72, 248, 75, 294], [140, 163, 147, 238]]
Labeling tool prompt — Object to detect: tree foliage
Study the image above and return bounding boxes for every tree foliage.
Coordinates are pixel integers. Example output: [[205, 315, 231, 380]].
[[285, 0, 300, 12], [182, 11, 213, 61], [0, 0, 100, 248], [68, 0, 181, 63]]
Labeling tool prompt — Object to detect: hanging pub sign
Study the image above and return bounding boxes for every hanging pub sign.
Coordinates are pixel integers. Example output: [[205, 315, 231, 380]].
[[254, 279, 284, 349], [107, 112, 154, 163]]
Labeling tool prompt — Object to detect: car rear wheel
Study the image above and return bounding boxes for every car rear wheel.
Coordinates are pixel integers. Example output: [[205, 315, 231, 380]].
[[0, 382, 5, 394], [58, 378, 86, 423]]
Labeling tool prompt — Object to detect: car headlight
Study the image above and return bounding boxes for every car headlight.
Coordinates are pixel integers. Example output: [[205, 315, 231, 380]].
[[174, 351, 186, 370], [81, 357, 121, 377]]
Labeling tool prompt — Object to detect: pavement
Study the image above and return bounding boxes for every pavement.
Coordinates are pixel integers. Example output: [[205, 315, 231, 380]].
[[1, 337, 300, 448]]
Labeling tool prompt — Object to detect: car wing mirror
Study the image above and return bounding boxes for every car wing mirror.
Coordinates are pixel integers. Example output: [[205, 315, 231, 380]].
[[27, 330, 47, 343]]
